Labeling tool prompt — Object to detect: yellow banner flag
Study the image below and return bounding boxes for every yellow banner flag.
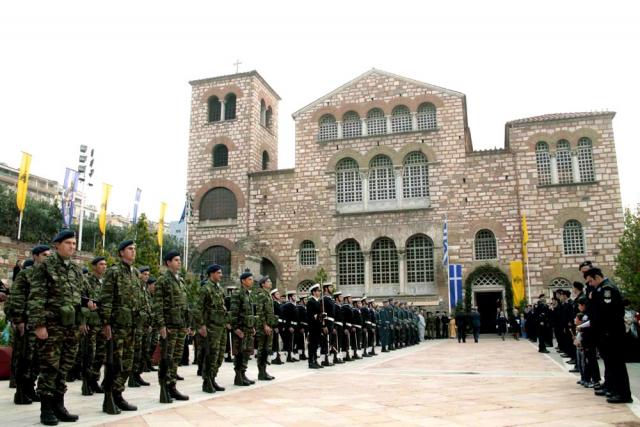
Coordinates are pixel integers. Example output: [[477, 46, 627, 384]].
[[16, 152, 32, 212], [510, 260, 525, 305], [521, 213, 529, 261], [157, 202, 167, 247], [98, 184, 112, 236]]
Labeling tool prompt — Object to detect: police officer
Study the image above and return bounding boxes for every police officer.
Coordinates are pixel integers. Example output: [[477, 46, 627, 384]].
[[254, 276, 277, 381], [153, 250, 190, 402], [28, 231, 85, 425], [230, 270, 257, 386]]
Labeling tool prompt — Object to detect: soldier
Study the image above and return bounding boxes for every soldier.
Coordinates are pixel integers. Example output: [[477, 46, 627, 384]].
[[306, 284, 324, 369], [367, 299, 378, 355], [128, 266, 152, 387], [533, 294, 550, 353], [281, 291, 299, 362], [223, 286, 236, 363], [230, 270, 257, 385], [153, 250, 190, 402], [145, 276, 159, 372], [100, 240, 141, 413], [296, 295, 308, 360], [6, 245, 50, 405], [332, 291, 345, 364], [196, 264, 229, 393], [320, 283, 335, 367], [28, 230, 86, 425], [351, 298, 364, 359], [379, 299, 390, 352], [441, 312, 450, 339], [254, 276, 277, 381], [359, 297, 371, 357], [341, 294, 354, 361], [270, 282, 284, 365]]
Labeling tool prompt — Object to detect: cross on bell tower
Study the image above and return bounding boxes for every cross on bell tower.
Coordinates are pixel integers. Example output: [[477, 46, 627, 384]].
[[233, 59, 242, 74]]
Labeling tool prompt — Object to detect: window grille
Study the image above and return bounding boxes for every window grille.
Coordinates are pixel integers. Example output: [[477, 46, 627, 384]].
[[416, 103, 437, 130], [556, 140, 573, 184], [342, 111, 362, 138], [406, 234, 435, 283], [391, 105, 412, 133], [474, 229, 497, 260], [563, 220, 585, 255], [299, 240, 317, 266], [366, 108, 387, 135], [577, 137, 595, 182], [402, 151, 429, 198], [337, 239, 365, 287], [368, 155, 396, 201], [336, 158, 362, 203], [319, 114, 338, 141], [535, 142, 551, 185]]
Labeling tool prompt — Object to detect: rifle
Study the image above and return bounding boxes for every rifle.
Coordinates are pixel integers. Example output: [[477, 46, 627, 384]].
[[159, 337, 171, 403], [80, 333, 94, 396], [102, 339, 121, 414], [13, 328, 30, 404]]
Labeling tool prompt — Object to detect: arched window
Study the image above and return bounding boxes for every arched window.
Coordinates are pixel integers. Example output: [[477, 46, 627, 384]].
[[200, 246, 231, 279], [212, 144, 228, 167], [260, 100, 266, 126], [402, 151, 429, 198], [337, 239, 364, 287], [369, 155, 396, 201], [208, 96, 221, 122], [336, 158, 362, 203], [319, 114, 338, 141], [372, 237, 399, 284], [199, 187, 237, 220], [406, 234, 434, 284], [366, 108, 387, 135], [262, 151, 270, 170], [299, 240, 316, 266], [556, 140, 573, 184], [535, 141, 551, 185], [224, 93, 236, 120], [391, 105, 412, 133], [563, 220, 585, 255], [474, 229, 497, 260], [577, 137, 595, 182], [265, 106, 273, 129], [416, 103, 437, 130], [342, 111, 362, 138], [550, 277, 572, 289], [297, 280, 314, 294]]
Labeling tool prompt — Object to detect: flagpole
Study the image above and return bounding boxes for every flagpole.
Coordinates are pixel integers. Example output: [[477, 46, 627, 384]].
[[444, 214, 452, 315], [17, 211, 23, 240], [525, 256, 531, 303], [447, 261, 451, 315]]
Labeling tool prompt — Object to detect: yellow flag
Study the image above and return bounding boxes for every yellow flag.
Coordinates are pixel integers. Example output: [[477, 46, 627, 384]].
[[157, 202, 167, 247], [510, 260, 525, 305], [16, 152, 32, 212], [521, 213, 529, 261], [98, 184, 112, 236]]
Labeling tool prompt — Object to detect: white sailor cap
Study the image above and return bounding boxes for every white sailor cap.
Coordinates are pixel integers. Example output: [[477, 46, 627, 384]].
[[309, 284, 320, 293], [270, 288, 279, 296], [333, 291, 342, 297]]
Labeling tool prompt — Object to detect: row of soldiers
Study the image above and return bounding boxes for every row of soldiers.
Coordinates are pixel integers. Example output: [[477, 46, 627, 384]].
[[1, 230, 426, 425]]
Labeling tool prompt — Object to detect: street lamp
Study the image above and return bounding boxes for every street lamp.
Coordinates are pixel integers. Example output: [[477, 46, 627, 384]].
[[77, 145, 95, 251]]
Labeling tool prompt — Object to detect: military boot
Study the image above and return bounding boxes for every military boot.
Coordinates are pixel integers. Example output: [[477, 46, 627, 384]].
[[234, 370, 247, 386], [321, 355, 334, 366], [202, 375, 215, 393], [212, 379, 225, 391], [52, 393, 79, 422], [40, 396, 59, 426], [113, 391, 138, 411], [286, 353, 299, 362], [102, 390, 121, 415], [127, 376, 141, 387], [242, 371, 255, 385], [134, 373, 150, 386], [272, 353, 284, 365], [14, 381, 33, 405], [89, 377, 104, 394], [168, 385, 189, 401], [333, 354, 345, 364]]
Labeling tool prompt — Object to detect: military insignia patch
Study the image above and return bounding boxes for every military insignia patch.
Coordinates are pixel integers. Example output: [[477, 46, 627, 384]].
[[604, 289, 612, 298]]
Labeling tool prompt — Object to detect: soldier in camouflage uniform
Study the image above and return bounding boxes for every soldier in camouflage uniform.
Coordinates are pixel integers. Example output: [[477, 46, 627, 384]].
[[100, 240, 140, 413], [80, 256, 107, 395], [28, 230, 86, 425], [230, 270, 257, 386], [153, 250, 190, 401], [254, 276, 277, 381], [145, 276, 158, 372], [128, 266, 152, 387], [5, 245, 50, 405], [195, 264, 228, 393]]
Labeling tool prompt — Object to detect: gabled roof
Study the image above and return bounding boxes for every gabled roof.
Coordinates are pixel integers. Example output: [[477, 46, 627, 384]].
[[292, 68, 465, 118], [189, 70, 281, 100], [506, 111, 615, 126]]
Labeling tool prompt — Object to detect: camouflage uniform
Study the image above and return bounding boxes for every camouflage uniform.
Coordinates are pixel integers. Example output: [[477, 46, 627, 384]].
[[28, 252, 82, 398], [130, 280, 153, 383], [100, 260, 141, 393], [153, 270, 189, 387], [81, 272, 104, 385], [195, 278, 228, 389], [254, 287, 277, 379], [230, 285, 256, 381]]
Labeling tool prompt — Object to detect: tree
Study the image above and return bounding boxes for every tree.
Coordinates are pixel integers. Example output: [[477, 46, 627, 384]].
[[616, 208, 640, 309], [314, 267, 328, 284], [126, 213, 161, 276], [0, 186, 62, 243]]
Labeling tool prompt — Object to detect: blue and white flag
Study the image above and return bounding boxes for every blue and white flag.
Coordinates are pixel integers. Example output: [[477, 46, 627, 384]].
[[178, 199, 187, 223], [61, 168, 79, 227], [132, 188, 142, 224], [449, 264, 463, 309], [442, 216, 449, 266]]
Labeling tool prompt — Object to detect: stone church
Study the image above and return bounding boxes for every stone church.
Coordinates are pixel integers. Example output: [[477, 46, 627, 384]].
[[185, 68, 623, 316]]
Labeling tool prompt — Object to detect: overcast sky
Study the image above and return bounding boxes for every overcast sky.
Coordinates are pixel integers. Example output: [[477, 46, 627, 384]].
[[1, 1, 639, 222]]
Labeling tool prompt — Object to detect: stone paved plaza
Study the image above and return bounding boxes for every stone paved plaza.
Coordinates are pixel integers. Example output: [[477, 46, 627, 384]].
[[2, 337, 640, 426]]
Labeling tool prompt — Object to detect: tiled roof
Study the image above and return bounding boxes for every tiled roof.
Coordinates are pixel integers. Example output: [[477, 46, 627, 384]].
[[507, 111, 615, 125]]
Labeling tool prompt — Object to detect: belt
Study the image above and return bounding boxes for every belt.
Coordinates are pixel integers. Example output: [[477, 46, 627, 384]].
[[346, 323, 352, 327], [301, 322, 308, 326], [355, 325, 362, 329], [365, 321, 372, 325], [326, 317, 334, 322], [278, 319, 284, 323], [291, 321, 297, 326], [334, 321, 343, 326]]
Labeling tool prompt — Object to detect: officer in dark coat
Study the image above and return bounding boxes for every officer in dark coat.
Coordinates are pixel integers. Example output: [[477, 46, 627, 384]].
[[454, 309, 468, 343], [296, 296, 308, 360], [306, 284, 324, 369], [534, 294, 550, 353], [320, 283, 336, 367], [332, 291, 345, 364], [281, 291, 299, 362], [341, 295, 354, 361]]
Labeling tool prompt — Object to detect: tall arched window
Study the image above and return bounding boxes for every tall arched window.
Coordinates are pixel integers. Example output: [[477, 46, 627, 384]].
[[337, 239, 364, 287], [336, 158, 362, 203], [402, 151, 429, 198], [208, 96, 221, 122], [318, 114, 338, 141], [199, 187, 237, 220], [369, 155, 396, 201], [563, 220, 585, 255], [200, 246, 231, 277], [474, 229, 497, 260], [212, 144, 228, 167], [224, 93, 236, 120], [260, 99, 266, 126], [265, 106, 273, 129], [391, 105, 412, 133], [342, 111, 362, 138], [577, 137, 595, 182], [556, 140, 573, 184], [406, 234, 435, 284], [416, 103, 437, 130], [366, 108, 386, 135], [535, 141, 551, 185], [299, 240, 316, 266], [262, 151, 270, 170], [297, 280, 314, 294], [372, 237, 399, 284]]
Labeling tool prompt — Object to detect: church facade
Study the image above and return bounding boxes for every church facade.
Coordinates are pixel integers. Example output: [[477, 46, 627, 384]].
[[185, 69, 623, 311]]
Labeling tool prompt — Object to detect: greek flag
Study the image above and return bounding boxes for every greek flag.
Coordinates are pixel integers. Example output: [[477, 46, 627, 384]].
[[442, 216, 449, 266], [61, 168, 79, 228], [449, 264, 463, 309]]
